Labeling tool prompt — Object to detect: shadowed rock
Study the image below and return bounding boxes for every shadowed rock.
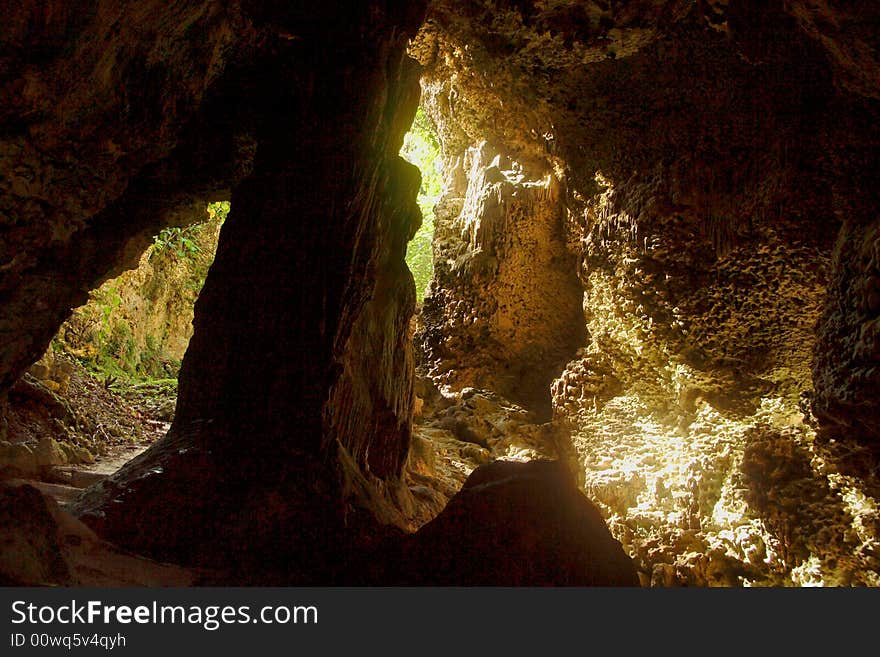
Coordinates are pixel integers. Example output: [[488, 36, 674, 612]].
[[394, 460, 639, 586]]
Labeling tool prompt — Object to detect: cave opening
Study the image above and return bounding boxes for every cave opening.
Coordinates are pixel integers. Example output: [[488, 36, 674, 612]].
[[400, 106, 442, 304], [1, 1, 880, 588], [3, 201, 227, 502]]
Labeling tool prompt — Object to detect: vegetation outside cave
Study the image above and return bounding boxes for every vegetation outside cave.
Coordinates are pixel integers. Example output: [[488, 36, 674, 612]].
[[6, 202, 230, 472], [400, 107, 442, 303], [55, 201, 228, 389]]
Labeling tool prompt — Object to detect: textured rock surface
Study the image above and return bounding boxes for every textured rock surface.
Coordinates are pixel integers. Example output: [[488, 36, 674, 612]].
[[3, 0, 880, 586], [813, 220, 880, 443], [412, 0, 880, 585], [0, 0, 255, 392], [417, 141, 584, 417], [2, 0, 432, 582]]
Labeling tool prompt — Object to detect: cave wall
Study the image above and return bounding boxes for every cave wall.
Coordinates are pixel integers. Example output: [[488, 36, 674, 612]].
[[417, 139, 585, 417], [413, 0, 880, 584], [813, 199, 880, 444], [2, 0, 634, 586], [413, 0, 880, 444]]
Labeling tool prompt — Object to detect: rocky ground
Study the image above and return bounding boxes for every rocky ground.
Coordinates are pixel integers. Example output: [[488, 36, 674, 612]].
[[0, 348, 200, 586], [0, 349, 173, 504], [6, 347, 877, 588], [409, 374, 880, 587], [0, 345, 566, 528], [405, 378, 571, 527], [0, 481, 193, 586]]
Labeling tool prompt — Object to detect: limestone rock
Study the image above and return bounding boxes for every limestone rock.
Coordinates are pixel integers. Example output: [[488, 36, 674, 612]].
[[417, 143, 584, 418], [813, 220, 880, 443], [425, 388, 567, 461], [2, 0, 880, 588], [410, 0, 880, 587], [35, 436, 67, 467], [73, 445, 95, 465], [58, 441, 95, 466], [405, 387, 578, 527]]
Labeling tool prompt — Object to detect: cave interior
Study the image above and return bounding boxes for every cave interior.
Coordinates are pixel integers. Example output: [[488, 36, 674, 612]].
[[1, 0, 880, 587]]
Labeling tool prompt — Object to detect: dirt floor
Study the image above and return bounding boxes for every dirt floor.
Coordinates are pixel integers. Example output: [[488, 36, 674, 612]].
[[1, 352, 173, 506]]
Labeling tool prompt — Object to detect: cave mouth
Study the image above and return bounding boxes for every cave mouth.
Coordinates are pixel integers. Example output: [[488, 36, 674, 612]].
[[1, 202, 227, 500]]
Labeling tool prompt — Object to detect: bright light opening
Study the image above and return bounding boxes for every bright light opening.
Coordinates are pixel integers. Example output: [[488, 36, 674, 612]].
[[400, 107, 442, 303]]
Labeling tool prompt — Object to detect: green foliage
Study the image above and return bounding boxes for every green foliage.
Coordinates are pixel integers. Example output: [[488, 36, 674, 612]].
[[82, 323, 179, 384], [188, 201, 229, 294], [72, 285, 169, 383], [400, 107, 442, 302], [139, 334, 167, 379], [207, 200, 230, 222], [57, 201, 230, 396], [152, 224, 202, 262]]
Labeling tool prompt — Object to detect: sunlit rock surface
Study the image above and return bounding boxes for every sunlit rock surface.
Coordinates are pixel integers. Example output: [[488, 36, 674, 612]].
[[417, 141, 584, 418], [414, 0, 880, 585]]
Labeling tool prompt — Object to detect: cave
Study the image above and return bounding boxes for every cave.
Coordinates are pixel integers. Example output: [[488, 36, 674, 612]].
[[1, 1, 879, 587]]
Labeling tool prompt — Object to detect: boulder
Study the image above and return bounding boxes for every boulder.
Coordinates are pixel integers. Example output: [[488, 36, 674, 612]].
[[0, 441, 39, 476], [0, 482, 193, 586], [35, 436, 67, 467], [0, 484, 70, 585], [394, 459, 639, 586]]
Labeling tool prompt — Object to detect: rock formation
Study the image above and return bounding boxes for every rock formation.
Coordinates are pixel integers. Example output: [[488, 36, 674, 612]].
[[394, 459, 638, 586], [413, 0, 880, 585], [417, 141, 584, 417], [0, 481, 192, 586]]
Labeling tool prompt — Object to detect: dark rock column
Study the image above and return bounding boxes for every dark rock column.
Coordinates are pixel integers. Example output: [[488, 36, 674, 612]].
[[73, 3, 427, 581]]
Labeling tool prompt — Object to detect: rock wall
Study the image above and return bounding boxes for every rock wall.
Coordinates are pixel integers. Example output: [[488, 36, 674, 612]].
[[813, 218, 880, 443], [413, 0, 880, 585], [418, 140, 584, 418], [2, 0, 641, 587]]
